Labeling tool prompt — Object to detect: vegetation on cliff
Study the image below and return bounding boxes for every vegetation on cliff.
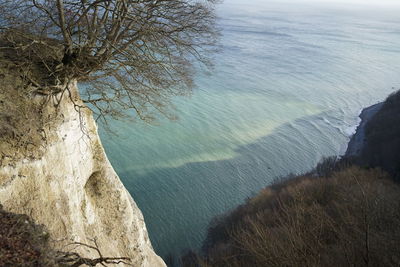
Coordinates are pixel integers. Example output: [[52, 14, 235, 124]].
[[194, 166, 400, 267], [0, 0, 218, 124], [0, 204, 56, 266], [0, 55, 59, 166]]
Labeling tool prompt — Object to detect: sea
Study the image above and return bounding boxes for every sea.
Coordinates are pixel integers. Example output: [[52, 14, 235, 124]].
[[98, 0, 400, 261]]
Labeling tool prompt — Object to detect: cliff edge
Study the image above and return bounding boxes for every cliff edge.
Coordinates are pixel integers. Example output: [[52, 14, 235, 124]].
[[0, 76, 165, 266]]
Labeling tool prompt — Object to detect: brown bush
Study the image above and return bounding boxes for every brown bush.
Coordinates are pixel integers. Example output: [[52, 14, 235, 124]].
[[199, 167, 400, 267], [0, 204, 55, 266]]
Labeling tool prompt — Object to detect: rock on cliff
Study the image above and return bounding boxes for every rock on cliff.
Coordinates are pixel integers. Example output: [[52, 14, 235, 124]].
[[0, 81, 165, 266], [345, 90, 400, 181], [345, 102, 383, 157]]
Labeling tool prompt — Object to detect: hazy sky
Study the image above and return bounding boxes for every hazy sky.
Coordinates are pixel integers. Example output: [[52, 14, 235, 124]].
[[311, 0, 400, 5], [228, 0, 400, 7]]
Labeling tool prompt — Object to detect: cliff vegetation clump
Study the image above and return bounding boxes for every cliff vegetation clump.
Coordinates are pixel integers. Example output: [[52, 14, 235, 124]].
[[190, 166, 400, 267], [0, 49, 60, 166], [0, 204, 55, 266]]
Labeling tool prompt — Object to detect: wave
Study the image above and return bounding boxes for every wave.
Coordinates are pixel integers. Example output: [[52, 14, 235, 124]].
[[321, 115, 361, 138]]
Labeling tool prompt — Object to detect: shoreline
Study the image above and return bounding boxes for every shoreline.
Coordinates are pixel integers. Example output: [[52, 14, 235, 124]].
[[345, 102, 384, 157]]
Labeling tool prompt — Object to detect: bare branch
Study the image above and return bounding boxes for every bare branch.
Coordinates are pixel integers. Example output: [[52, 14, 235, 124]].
[[0, 0, 219, 126]]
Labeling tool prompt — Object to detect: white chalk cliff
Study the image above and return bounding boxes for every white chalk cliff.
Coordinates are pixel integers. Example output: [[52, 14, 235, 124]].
[[0, 82, 165, 266]]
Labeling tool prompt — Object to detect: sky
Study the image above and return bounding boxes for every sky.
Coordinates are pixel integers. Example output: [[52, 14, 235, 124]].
[[227, 0, 400, 7], [310, 0, 400, 5]]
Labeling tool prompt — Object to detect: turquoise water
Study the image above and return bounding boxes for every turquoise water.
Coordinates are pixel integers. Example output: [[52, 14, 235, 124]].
[[99, 1, 400, 260]]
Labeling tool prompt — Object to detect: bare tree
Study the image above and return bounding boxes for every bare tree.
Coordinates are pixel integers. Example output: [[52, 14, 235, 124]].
[[0, 0, 219, 123]]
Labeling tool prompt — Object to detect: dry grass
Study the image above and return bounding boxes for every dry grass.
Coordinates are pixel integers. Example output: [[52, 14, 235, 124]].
[[0, 57, 45, 165], [0, 45, 63, 167]]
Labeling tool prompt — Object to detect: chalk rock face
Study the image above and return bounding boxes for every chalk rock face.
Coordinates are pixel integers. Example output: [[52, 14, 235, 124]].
[[0, 82, 165, 266]]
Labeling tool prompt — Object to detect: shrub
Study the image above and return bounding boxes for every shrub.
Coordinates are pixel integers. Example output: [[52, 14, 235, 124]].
[[0, 204, 55, 266], [199, 167, 400, 267]]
